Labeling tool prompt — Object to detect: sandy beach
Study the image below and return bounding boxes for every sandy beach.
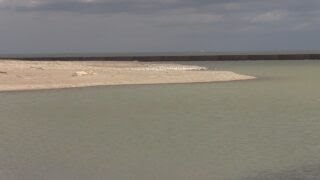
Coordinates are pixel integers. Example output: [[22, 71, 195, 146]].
[[0, 60, 255, 91]]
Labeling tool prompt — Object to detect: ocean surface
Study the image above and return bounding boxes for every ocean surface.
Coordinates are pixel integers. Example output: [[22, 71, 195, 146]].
[[1, 60, 320, 180]]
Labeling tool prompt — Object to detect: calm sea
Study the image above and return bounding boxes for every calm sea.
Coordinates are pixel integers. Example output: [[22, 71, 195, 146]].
[[1, 60, 320, 180]]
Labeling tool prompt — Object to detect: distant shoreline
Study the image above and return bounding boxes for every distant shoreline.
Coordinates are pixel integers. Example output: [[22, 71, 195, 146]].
[[0, 60, 255, 92], [1, 53, 320, 61]]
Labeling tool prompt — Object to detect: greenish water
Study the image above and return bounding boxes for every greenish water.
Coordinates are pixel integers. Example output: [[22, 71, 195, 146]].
[[1, 60, 320, 180]]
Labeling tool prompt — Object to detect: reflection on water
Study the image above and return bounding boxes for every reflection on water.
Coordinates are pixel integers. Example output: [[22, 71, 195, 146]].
[[1, 60, 320, 180], [244, 163, 320, 180]]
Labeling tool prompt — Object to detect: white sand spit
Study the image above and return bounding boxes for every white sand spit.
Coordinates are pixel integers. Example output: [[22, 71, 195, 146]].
[[0, 60, 255, 91]]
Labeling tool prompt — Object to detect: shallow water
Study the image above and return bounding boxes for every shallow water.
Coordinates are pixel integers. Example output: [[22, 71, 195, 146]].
[[1, 60, 320, 180]]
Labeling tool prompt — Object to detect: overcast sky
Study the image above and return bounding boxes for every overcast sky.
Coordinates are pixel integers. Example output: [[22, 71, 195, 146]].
[[0, 0, 319, 54]]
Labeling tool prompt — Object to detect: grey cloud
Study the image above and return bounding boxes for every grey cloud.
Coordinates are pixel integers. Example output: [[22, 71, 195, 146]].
[[0, 0, 319, 54], [2, 0, 260, 14], [11, 1, 158, 14], [6, 0, 319, 28], [1, 0, 319, 30], [1, 0, 319, 15]]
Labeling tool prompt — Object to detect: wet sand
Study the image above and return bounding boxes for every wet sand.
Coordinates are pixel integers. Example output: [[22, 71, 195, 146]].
[[0, 60, 255, 91]]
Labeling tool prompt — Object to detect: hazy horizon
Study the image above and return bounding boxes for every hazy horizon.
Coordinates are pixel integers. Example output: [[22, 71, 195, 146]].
[[2, 49, 320, 56]]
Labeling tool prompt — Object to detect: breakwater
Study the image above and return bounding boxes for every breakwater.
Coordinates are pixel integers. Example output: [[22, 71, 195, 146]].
[[2, 53, 320, 61]]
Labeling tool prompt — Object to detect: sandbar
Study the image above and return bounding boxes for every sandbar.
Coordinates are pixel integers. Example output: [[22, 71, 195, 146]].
[[0, 60, 255, 91]]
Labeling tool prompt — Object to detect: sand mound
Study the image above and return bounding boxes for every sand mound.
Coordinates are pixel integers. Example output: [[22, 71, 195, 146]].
[[0, 60, 255, 91]]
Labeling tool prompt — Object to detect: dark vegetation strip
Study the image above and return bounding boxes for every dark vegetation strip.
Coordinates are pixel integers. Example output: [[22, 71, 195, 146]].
[[1, 54, 320, 61]]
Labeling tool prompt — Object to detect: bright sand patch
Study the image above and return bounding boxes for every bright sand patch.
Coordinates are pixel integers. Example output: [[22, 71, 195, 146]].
[[0, 60, 255, 91]]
